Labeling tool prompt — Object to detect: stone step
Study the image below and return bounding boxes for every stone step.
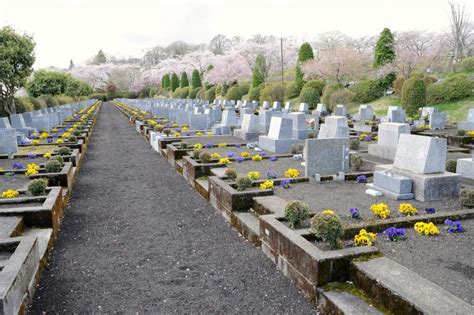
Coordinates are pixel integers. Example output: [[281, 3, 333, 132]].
[[234, 212, 260, 247], [0, 216, 24, 238], [318, 286, 383, 315], [252, 196, 287, 216], [352, 257, 473, 315], [22, 228, 53, 264]]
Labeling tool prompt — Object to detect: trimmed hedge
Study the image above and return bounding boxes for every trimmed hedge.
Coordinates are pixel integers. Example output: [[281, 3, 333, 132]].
[[299, 87, 320, 110], [322, 83, 342, 110], [426, 74, 473, 104], [259, 83, 286, 104], [401, 77, 426, 115], [329, 89, 355, 109], [351, 79, 384, 103], [302, 80, 326, 95]]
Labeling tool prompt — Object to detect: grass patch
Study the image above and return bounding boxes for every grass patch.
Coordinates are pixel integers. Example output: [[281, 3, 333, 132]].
[[17, 145, 59, 155]]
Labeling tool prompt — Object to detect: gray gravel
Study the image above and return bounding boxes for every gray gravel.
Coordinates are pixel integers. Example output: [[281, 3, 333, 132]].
[[0, 157, 47, 169], [29, 103, 314, 314], [0, 174, 30, 191], [377, 219, 474, 304], [274, 181, 465, 224]]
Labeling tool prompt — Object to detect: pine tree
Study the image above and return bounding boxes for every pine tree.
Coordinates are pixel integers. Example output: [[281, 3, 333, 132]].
[[68, 59, 74, 70], [373, 28, 395, 67], [170, 73, 179, 92], [180, 71, 189, 88], [162, 74, 170, 90], [92, 50, 107, 65], [191, 69, 202, 88], [252, 55, 266, 88], [295, 42, 314, 92]]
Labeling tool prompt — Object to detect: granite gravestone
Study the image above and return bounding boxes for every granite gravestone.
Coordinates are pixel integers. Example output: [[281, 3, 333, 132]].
[[258, 117, 297, 153], [234, 114, 260, 141], [334, 104, 347, 117], [456, 150, 474, 180], [0, 129, 18, 156], [304, 138, 350, 176], [368, 123, 410, 160], [0, 117, 12, 129], [288, 112, 309, 140], [457, 108, 474, 131], [318, 116, 349, 139], [429, 112, 446, 130]]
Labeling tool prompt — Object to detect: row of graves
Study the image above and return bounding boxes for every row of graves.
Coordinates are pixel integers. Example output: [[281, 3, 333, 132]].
[[0, 100, 101, 314], [114, 98, 473, 314]]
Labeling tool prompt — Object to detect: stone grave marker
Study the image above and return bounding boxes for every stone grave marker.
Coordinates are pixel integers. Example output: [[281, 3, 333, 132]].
[[304, 138, 350, 176], [258, 117, 297, 153], [368, 122, 410, 160], [0, 128, 18, 156], [318, 116, 349, 139]]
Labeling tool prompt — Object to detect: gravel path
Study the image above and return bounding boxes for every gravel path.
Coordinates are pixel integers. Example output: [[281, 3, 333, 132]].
[[29, 103, 314, 314]]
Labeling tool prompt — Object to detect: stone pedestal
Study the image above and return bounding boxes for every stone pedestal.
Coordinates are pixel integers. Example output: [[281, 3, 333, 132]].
[[456, 157, 474, 179]]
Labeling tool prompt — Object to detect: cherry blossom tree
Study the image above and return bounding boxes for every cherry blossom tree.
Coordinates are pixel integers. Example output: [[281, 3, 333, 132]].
[[204, 53, 251, 85]]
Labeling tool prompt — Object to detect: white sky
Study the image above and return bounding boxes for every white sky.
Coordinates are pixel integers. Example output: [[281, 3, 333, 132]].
[[0, 0, 471, 69]]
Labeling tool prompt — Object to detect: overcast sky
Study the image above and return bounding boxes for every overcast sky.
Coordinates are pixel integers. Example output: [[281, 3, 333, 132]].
[[0, 0, 471, 69]]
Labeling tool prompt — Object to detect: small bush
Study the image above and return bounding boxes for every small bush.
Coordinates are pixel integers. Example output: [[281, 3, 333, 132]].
[[28, 178, 48, 196], [393, 77, 405, 96], [299, 87, 320, 110], [322, 83, 342, 108], [180, 142, 188, 149], [199, 151, 212, 163], [285, 201, 311, 228], [226, 85, 246, 101], [457, 129, 466, 136], [68, 136, 77, 142], [310, 210, 344, 250], [401, 77, 426, 115], [351, 79, 384, 103], [163, 128, 172, 136], [461, 189, 474, 208], [351, 154, 363, 171], [236, 176, 252, 191], [14, 97, 34, 113], [285, 82, 299, 100], [58, 147, 71, 156], [45, 160, 62, 173], [205, 86, 216, 102], [426, 74, 473, 105], [291, 143, 304, 154], [154, 124, 164, 132], [350, 138, 360, 150], [459, 56, 474, 72], [259, 84, 285, 104], [73, 130, 81, 136], [329, 89, 355, 110], [192, 150, 202, 159], [188, 88, 200, 99], [423, 75, 438, 86], [303, 80, 325, 95], [446, 160, 457, 173], [307, 132, 315, 138], [224, 168, 237, 180], [51, 155, 64, 166], [28, 97, 47, 110], [248, 87, 260, 101]]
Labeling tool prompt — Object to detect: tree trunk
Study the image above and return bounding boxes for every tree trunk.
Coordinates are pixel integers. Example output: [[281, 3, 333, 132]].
[[5, 96, 16, 116]]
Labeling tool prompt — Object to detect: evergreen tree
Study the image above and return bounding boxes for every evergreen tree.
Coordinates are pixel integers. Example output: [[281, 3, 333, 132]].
[[170, 73, 180, 92], [373, 28, 395, 67], [91, 50, 107, 65], [68, 59, 74, 70], [191, 69, 202, 88], [295, 42, 314, 92], [180, 71, 189, 88], [162, 74, 170, 90], [252, 54, 266, 88]]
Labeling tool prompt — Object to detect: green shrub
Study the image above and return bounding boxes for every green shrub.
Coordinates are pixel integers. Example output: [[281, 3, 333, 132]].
[[73, 130, 81, 136], [259, 84, 285, 104], [308, 132, 315, 138], [192, 149, 202, 159], [226, 85, 246, 101], [461, 189, 474, 208], [423, 75, 438, 86], [170, 73, 179, 92], [426, 74, 473, 105], [163, 128, 172, 136], [58, 147, 71, 156], [351, 154, 363, 171], [45, 160, 62, 173], [310, 210, 344, 249], [215, 85, 223, 96], [196, 88, 206, 100], [39, 95, 60, 107], [224, 168, 237, 180], [188, 88, 200, 99], [299, 87, 320, 110], [393, 77, 405, 96], [285, 82, 299, 100], [55, 95, 74, 105], [28, 97, 47, 110], [28, 178, 48, 196], [291, 143, 304, 154], [303, 80, 325, 95], [401, 77, 426, 115], [446, 160, 457, 172], [248, 87, 260, 101], [329, 89, 355, 110], [191, 69, 202, 88], [68, 135, 77, 142], [154, 124, 164, 132], [351, 79, 384, 103], [14, 97, 34, 113], [285, 200, 311, 228], [350, 138, 360, 150], [459, 56, 474, 72], [457, 129, 466, 136], [205, 86, 216, 102], [322, 83, 342, 108], [51, 155, 64, 166], [90, 93, 107, 101], [180, 142, 188, 149], [295, 42, 314, 92], [199, 151, 212, 163], [236, 176, 252, 191]]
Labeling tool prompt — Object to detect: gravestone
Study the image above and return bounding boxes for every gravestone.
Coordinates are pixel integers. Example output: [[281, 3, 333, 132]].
[[272, 101, 281, 111], [421, 107, 438, 119], [284, 102, 292, 112], [429, 112, 446, 130], [315, 103, 327, 114], [288, 112, 309, 140], [370, 134, 461, 201], [334, 104, 347, 117], [318, 116, 349, 139], [258, 117, 297, 153], [22, 112, 34, 126], [0, 117, 12, 129], [304, 138, 350, 176], [299, 103, 309, 113], [259, 110, 273, 133], [358, 105, 374, 122], [368, 123, 410, 160], [457, 108, 474, 131], [234, 114, 260, 141], [189, 114, 208, 130], [0, 129, 18, 156], [456, 150, 474, 180], [9, 114, 36, 137], [386, 106, 406, 123], [262, 101, 270, 110]]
